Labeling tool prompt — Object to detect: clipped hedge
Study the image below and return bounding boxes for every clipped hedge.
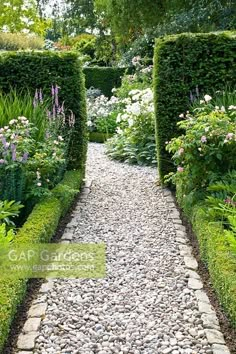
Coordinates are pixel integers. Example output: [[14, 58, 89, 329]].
[[0, 51, 88, 172], [0, 170, 83, 352], [180, 199, 236, 326], [89, 132, 113, 143], [153, 31, 236, 183], [83, 67, 130, 97]]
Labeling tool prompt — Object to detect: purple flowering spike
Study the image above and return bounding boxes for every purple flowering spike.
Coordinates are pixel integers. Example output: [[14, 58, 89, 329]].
[[39, 89, 43, 103], [51, 85, 55, 97], [53, 105, 56, 120], [22, 152, 29, 162]]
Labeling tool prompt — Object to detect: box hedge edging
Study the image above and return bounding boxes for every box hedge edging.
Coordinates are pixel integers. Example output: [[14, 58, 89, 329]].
[[179, 195, 236, 327], [153, 31, 236, 183], [0, 169, 83, 352]]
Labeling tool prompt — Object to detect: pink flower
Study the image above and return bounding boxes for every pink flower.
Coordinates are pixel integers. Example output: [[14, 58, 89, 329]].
[[177, 166, 184, 172], [201, 136, 207, 143], [226, 133, 234, 140]]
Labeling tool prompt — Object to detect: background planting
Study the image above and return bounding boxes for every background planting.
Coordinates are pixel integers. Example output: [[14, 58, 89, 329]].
[[153, 31, 236, 183], [84, 67, 131, 97], [0, 51, 88, 172]]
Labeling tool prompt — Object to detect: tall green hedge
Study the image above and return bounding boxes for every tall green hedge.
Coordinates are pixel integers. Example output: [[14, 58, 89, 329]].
[[0, 51, 88, 172], [153, 31, 236, 183], [83, 67, 130, 97]]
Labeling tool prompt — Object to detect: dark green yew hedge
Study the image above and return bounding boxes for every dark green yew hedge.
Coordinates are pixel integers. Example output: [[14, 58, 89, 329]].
[[153, 31, 236, 183], [0, 170, 83, 352], [0, 51, 88, 172], [84, 67, 130, 97]]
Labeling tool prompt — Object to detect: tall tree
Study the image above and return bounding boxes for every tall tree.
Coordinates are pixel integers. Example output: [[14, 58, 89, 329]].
[[0, 0, 50, 35]]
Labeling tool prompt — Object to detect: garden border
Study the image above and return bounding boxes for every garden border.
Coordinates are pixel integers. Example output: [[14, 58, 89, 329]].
[[0, 169, 83, 352], [176, 187, 236, 329]]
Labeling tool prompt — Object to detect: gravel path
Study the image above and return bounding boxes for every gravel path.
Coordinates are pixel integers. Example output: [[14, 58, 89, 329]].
[[21, 143, 228, 354]]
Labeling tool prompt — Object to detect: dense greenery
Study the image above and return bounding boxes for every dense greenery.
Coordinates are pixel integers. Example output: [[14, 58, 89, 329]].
[[0, 0, 49, 35], [0, 170, 83, 352], [84, 67, 129, 97], [0, 51, 88, 172], [153, 31, 236, 183]]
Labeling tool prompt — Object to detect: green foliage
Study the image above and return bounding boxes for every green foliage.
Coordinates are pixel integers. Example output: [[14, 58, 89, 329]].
[[0, 51, 88, 172], [0, 33, 44, 51], [0, 89, 49, 142], [84, 67, 129, 97], [106, 86, 156, 166], [89, 131, 112, 143], [0, 200, 23, 227], [166, 100, 236, 195], [0, 224, 15, 245], [0, 0, 50, 35], [0, 117, 66, 205], [95, 0, 236, 44], [153, 32, 236, 183], [0, 169, 83, 352]]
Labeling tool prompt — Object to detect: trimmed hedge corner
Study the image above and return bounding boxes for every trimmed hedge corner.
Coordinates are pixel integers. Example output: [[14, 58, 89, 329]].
[[83, 67, 130, 97], [89, 132, 113, 143], [0, 170, 83, 352], [153, 31, 236, 183], [0, 51, 88, 172], [187, 202, 236, 326]]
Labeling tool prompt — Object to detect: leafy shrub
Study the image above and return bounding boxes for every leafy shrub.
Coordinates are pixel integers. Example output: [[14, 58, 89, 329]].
[[0, 33, 44, 51], [0, 52, 87, 172], [0, 117, 66, 203], [166, 96, 236, 197], [0, 200, 23, 227], [0, 224, 15, 246], [106, 87, 156, 165], [153, 31, 236, 183], [87, 92, 120, 135]]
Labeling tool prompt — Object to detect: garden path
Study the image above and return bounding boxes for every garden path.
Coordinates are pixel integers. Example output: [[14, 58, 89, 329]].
[[17, 143, 229, 354]]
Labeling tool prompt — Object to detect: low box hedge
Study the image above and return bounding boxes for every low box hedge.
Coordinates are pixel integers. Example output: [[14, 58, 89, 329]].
[[0, 169, 83, 352], [89, 132, 113, 143], [178, 193, 236, 326]]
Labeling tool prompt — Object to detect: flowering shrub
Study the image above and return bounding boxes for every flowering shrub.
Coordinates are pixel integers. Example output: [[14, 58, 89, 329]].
[[106, 88, 156, 165], [166, 95, 236, 196], [0, 117, 66, 203], [86, 89, 121, 135]]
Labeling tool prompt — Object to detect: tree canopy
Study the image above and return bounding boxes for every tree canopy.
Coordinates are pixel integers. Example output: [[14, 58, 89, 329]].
[[0, 0, 50, 35]]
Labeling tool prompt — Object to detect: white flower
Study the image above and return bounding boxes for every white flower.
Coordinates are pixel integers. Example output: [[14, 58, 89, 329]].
[[215, 106, 220, 110], [116, 127, 123, 134], [200, 100, 205, 104], [128, 118, 134, 127], [9, 119, 17, 125], [220, 106, 226, 112], [54, 140, 59, 145], [204, 94, 212, 102], [111, 88, 117, 93], [129, 89, 140, 96], [179, 113, 184, 118], [87, 120, 93, 127], [37, 182, 42, 187], [116, 113, 122, 123], [58, 135, 64, 141], [228, 105, 236, 110]]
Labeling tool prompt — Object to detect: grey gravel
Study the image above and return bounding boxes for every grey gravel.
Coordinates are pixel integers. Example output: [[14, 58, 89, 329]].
[[33, 143, 226, 354]]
